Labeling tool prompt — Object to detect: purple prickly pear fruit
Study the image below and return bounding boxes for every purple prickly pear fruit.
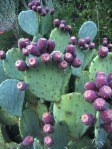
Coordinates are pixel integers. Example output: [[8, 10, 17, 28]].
[[85, 37, 91, 44], [43, 124, 53, 134], [18, 38, 26, 49], [26, 44, 40, 56], [83, 44, 89, 50], [15, 60, 28, 71], [45, 7, 49, 13], [44, 136, 53, 147], [58, 60, 68, 69], [59, 23, 65, 30], [108, 80, 112, 89], [98, 46, 108, 58], [37, 38, 48, 54], [41, 53, 51, 63], [60, 20, 66, 25], [93, 98, 107, 111], [47, 40, 55, 53], [99, 85, 112, 99], [84, 81, 97, 91], [34, 1, 40, 6], [32, 5, 37, 11], [69, 36, 77, 45], [107, 73, 112, 82], [95, 71, 107, 78], [52, 51, 63, 62], [84, 90, 98, 103], [53, 19, 60, 27], [89, 42, 95, 49], [31, 42, 37, 46], [0, 50, 6, 59], [102, 39, 108, 46], [65, 25, 72, 32], [103, 38, 108, 41], [22, 136, 34, 146], [95, 75, 108, 89], [72, 58, 82, 68], [64, 52, 73, 62], [50, 8, 54, 15], [42, 112, 53, 124], [22, 48, 29, 56], [66, 44, 75, 55], [41, 10, 47, 16], [36, 6, 42, 13], [100, 109, 112, 123], [81, 113, 95, 125], [78, 39, 85, 47], [17, 81, 27, 91], [28, 3, 33, 9], [28, 57, 39, 68], [107, 43, 112, 51], [102, 122, 112, 133]]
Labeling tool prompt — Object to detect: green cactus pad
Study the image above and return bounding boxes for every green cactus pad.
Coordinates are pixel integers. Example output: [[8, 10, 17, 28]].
[[19, 109, 42, 141], [89, 52, 112, 81], [3, 48, 25, 80], [75, 71, 89, 93], [0, 79, 25, 116], [1, 124, 11, 142], [0, 60, 8, 84], [33, 138, 43, 149], [50, 121, 68, 149], [71, 46, 84, 77], [18, 10, 38, 36], [53, 92, 95, 138], [82, 49, 97, 70], [0, 109, 18, 126], [50, 28, 70, 53], [32, 34, 43, 43], [67, 137, 96, 149], [79, 21, 97, 41], [25, 59, 71, 102]]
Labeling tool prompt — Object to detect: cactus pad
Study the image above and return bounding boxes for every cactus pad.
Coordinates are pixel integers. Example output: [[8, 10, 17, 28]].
[[53, 92, 95, 138], [25, 59, 71, 101], [0, 79, 25, 116], [3, 48, 25, 80], [50, 28, 70, 53], [89, 52, 112, 81], [18, 10, 38, 36], [0, 60, 8, 84], [79, 21, 97, 41]]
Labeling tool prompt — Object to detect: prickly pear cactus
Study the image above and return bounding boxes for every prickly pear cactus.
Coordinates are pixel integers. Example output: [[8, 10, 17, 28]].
[[0, 60, 8, 84]]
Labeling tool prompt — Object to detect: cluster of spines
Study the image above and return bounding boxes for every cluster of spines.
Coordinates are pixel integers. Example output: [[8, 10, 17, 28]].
[[28, 0, 54, 16], [81, 71, 112, 133], [53, 19, 72, 33], [42, 112, 54, 147]]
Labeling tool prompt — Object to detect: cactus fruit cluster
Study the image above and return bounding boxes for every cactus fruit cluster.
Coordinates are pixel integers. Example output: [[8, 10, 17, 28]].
[[0, 1, 112, 149]]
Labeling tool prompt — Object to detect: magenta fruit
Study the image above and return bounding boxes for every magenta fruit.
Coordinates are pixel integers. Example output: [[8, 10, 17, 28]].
[[93, 98, 107, 111], [28, 3, 33, 9], [41, 53, 51, 63], [69, 36, 77, 45], [66, 44, 75, 55], [107, 72, 112, 82], [102, 122, 112, 133], [45, 7, 49, 13], [36, 6, 42, 13], [85, 37, 91, 44], [32, 5, 37, 11], [64, 52, 73, 62], [65, 25, 72, 32], [22, 48, 29, 56], [98, 46, 108, 58], [42, 112, 53, 124], [72, 58, 82, 68], [84, 81, 97, 91], [78, 39, 85, 47], [109, 80, 112, 88], [89, 42, 95, 49], [43, 124, 53, 134], [50, 8, 54, 15], [28, 57, 39, 68], [58, 60, 68, 69], [59, 23, 65, 30], [100, 109, 112, 123], [81, 113, 95, 125], [18, 38, 28, 49], [44, 136, 53, 147], [95, 71, 107, 78], [34, 1, 40, 6], [52, 51, 63, 62], [22, 136, 34, 146], [95, 75, 108, 89], [37, 38, 48, 53], [17, 81, 27, 91], [26, 44, 40, 56], [0, 50, 6, 59], [15, 60, 28, 71], [41, 10, 47, 16], [60, 20, 66, 25], [102, 39, 108, 46], [99, 85, 112, 99], [83, 44, 89, 50], [53, 19, 60, 27], [84, 90, 98, 103], [47, 39, 55, 53]]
